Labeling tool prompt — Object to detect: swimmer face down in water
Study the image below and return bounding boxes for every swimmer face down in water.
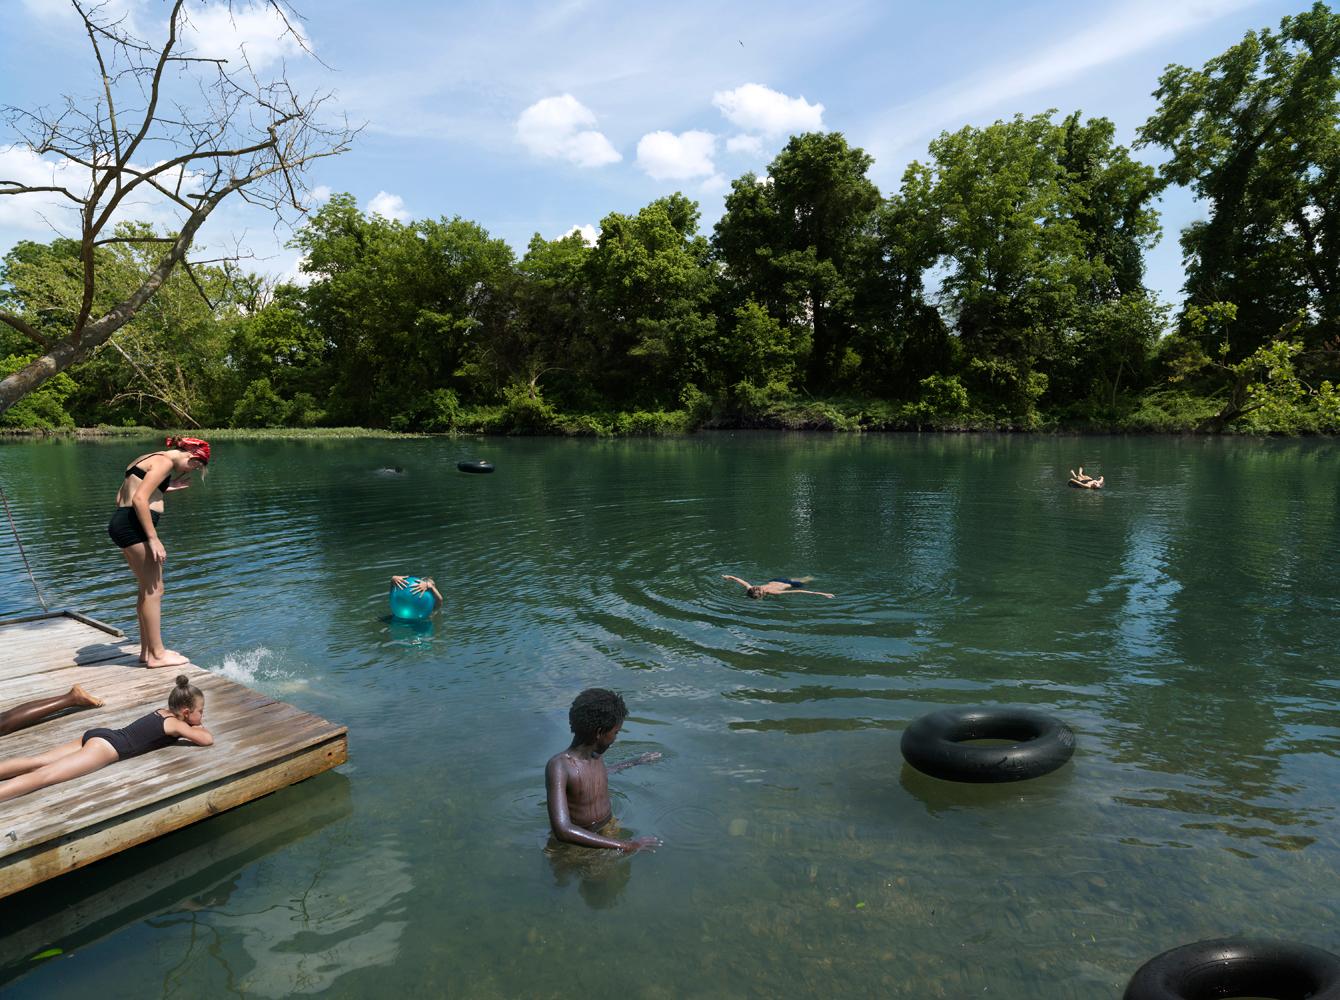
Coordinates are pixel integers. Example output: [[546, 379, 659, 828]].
[[545, 688, 661, 853], [722, 575, 835, 599]]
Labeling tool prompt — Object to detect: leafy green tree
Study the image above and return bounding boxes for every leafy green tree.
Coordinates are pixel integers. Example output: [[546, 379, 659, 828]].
[[583, 194, 716, 406], [1138, 2, 1340, 366], [1, 226, 240, 427], [230, 377, 290, 428], [721, 300, 802, 393], [713, 133, 882, 391], [898, 112, 1161, 421], [867, 165, 954, 397], [226, 284, 328, 406], [481, 231, 592, 405], [293, 194, 516, 427]]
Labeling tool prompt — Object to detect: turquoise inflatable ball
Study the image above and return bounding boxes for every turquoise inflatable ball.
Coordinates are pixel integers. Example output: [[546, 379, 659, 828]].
[[389, 577, 435, 620]]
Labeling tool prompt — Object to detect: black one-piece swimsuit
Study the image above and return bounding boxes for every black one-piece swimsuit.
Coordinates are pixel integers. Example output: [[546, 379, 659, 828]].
[[82, 710, 176, 760]]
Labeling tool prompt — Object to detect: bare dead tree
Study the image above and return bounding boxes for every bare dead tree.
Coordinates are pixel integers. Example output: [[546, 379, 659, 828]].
[[0, 0, 354, 415]]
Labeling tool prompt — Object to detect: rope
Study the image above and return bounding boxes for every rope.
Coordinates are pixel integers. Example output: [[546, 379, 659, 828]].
[[0, 485, 47, 612]]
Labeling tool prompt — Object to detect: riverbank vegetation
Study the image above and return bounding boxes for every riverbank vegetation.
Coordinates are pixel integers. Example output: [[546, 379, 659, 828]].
[[2, 5, 1336, 436]]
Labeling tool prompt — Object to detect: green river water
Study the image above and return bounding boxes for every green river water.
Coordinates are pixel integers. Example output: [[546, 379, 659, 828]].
[[0, 433, 1337, 998]]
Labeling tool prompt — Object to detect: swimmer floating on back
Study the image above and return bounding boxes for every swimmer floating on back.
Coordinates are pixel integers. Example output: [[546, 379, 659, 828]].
[[722, 575, 835, 599], [1069, 467, 1105, 489]]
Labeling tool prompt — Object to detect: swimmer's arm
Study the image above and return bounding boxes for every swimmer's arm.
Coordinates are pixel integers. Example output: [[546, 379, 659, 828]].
[[782, 589, 835, 598], [545, 757, 657, 852], [607, 751, 662, 773], [421, 578, 443, 608], [164, 717, 214, 747], [722, 575, 750, 588]]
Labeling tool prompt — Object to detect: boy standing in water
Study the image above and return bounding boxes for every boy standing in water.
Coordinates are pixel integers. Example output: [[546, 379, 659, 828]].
[[546, 688, 662, 852]]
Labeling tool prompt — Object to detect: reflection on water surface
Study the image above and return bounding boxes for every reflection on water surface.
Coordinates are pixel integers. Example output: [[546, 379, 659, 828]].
[[0, 434, 1337, 998]]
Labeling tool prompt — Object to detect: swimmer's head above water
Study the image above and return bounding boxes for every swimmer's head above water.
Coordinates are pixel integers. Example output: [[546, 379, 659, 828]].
[[745, 585, 764, 599], [569, 687, 628, 752]]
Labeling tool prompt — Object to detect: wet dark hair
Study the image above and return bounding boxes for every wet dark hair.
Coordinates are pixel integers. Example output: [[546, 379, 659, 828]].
[[569, 688, 627, 741], [168, 674, 203, 713], [746, 586, 763, 599]]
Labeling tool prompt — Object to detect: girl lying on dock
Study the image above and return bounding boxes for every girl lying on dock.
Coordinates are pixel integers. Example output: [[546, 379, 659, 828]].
[[0, 675, 212, 803]]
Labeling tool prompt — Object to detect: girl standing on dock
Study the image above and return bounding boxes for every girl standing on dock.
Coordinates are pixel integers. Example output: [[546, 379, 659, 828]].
[[109, 436, 210, 668], [0, 675, 212, 803]]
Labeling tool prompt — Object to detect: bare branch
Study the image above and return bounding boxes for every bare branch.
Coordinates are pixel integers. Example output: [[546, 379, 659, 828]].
[[0, 313, 54, 351], [180, 259, 217, 311], [0, 184, 85, 205], [92, 235, 178, 246]]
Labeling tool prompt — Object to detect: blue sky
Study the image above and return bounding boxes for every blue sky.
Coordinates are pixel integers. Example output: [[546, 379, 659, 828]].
[[0, 0, 1308, 307]]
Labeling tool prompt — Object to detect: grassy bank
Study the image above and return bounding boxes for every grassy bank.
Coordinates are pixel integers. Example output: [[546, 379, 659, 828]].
[[2, 394, 1334, 439]]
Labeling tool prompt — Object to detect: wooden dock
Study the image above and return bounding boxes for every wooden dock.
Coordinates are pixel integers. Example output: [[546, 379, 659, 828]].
[[0, 611, 347, 900]]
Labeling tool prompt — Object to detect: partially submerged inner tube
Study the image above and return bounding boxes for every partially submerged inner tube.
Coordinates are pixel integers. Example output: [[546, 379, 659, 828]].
[[900, 706, 1075, 782], [1124, 939, 1340, 1000], [457, 460, 494, 474]]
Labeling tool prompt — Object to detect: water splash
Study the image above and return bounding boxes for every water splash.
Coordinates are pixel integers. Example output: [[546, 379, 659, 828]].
[[214, 646, 306, 694]]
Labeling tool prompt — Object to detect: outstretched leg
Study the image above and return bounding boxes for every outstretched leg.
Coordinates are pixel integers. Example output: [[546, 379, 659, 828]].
[[0, 686, 103, 737], [121, 543, 187, 668], [0, 738, 119, 803], [0, 737, 89, 780]]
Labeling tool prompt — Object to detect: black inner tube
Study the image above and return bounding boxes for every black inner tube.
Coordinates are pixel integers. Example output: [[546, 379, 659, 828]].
[[900, 706, 1075, 783], [1124, 939, 1340, 1000]]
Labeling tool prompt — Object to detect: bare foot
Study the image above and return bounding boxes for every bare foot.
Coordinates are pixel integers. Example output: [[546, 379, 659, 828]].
[[69, 684, 104, 708], [145, 650, 190, 668]]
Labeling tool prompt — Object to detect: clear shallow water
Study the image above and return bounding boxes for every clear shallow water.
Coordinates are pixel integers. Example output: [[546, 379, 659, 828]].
[[0, 433, 1337, 998]]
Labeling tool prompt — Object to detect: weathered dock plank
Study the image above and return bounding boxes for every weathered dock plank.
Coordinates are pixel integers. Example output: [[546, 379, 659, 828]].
[[0, 612, 347, 900]]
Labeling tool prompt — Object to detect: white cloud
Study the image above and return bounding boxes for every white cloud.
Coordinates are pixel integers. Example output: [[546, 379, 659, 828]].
[[367, 191, 410, 223], [0, 146, 85, 236], [181, 2, 310, 71], [277, 250, 314, 287], [699, 173, 729, 195], [516, 95, 621, 168], [310, 185, 333, 203], [713, 83, 824, 138], [559, 223, 598, 246], [725, 134, 764, 156], [636, 130, 716, 181]]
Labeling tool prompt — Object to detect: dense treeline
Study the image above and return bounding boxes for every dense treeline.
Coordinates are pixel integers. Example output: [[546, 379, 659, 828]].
[[2, 4, 1337, 434]]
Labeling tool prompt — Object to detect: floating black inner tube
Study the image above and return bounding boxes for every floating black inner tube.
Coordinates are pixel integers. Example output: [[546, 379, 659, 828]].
[[1124, 938, 1340, 1000], [899, 706, 1075, 783], [457, 460, 494, 474]]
